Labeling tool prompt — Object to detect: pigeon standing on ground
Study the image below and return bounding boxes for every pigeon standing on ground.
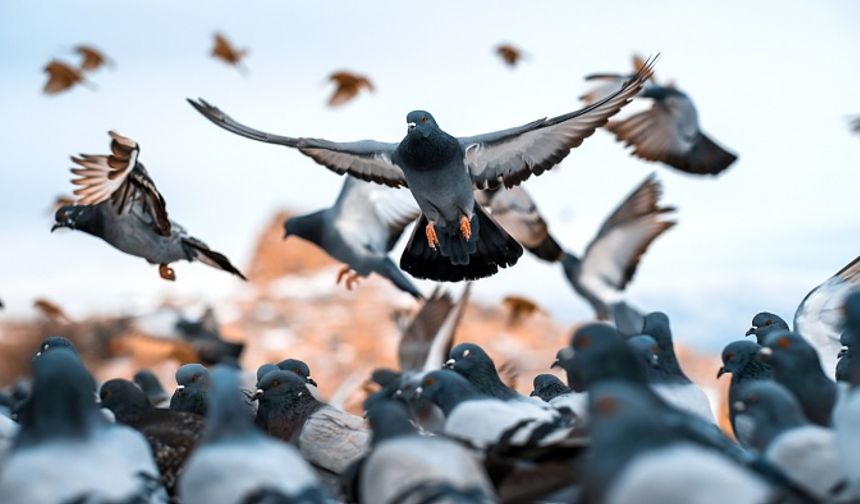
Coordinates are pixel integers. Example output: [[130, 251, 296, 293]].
[[717, 339, 774, 446], [134, 369, 170, 408], [284, 176, 422, 298], [746, 255, 860, 379], [179, 366, 326, 504], [170, 363, 211, 417], [759, 331, 838, 426], [189, 59, 654, 281], [581, 54, 737, 175], [530, 374, 571, 402], [327, 71, 374, 107], [0, 349, 167, 503], [100, 379, 204, 496], [641, 312, 715, 422], [52, 131, 246, 281], [445, 342, 520, 400], [561, 175, 675, 330]]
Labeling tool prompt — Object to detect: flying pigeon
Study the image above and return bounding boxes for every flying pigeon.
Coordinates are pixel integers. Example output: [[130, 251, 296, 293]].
[[134, 370, 170, 408], [210, 33, 248, 74], [73, 45, 112, 71], [188, 58, 654, 281], [327, 71, 374, 107], [397, 283, 470, 373], [170, 364, 210, 417], [734, 381, 854, 501], [0, 348, 167, 503], [100, 378, 204, 497], [717, 340, 773, 446], [42, 60, 90, 95], [758, 331, 838, 427], [445, 342, 520, 400], [561, 174, 675, 326], [495, 44, 524, 67], [530, 374, 571, 402], [582, 54, 737, 175], [179, 366, 326, 504], [284, 176, 422, 298], [52, 131, 246, 281]]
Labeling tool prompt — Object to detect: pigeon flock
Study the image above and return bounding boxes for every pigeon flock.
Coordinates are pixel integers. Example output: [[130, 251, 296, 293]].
[[3, 35, 859, 504]]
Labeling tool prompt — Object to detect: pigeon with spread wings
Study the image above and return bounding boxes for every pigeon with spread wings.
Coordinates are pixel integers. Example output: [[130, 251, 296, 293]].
[[284, 176, 422, 298], [52, 131, 246, 281], [561, 174, 676, 326], [188, 57, 655, 281], [582, 54, 736, 176]]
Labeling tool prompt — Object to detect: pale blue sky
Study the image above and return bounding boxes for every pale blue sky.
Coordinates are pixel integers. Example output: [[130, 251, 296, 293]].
[[2, 1, 859, 350]]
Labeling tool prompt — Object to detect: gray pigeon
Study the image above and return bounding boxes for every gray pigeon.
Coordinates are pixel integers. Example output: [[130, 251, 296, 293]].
[[134, 369, 170, 408], [359, 401, 495, 504], [759, 331, 838, 426], [32, 335, 78, 360], [746, 255, 860, 379], [284, 176, 423, 298], [717, 340, 773, 446], [734, 381, 854, 502], [561, 175, 675, 328], [179, 366, 326, 504], [0, 348, 167, 503], [582, 54, 737, 175], [276, 358, 318, 387], [188, 59, 654, 281], [530, 374, 571, 402], [170, 363, 210, 417], [52, 131, 245, 281], [445, 342, 520, 400]]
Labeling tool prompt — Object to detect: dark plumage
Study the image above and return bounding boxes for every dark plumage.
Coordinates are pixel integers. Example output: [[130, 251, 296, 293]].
[[175, 308, 244, 365], [277, 358, 318, 387], [530, 374, 571, 402], [133, 370, 170, 408], [745, 312, 790, 345], [170, 364, 210, 417], [717, 340, 773, 446], [445, 342, 519, 400]]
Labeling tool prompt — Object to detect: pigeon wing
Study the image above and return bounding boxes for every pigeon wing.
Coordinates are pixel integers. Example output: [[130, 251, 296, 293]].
[[461, 57, 655, 190], [188, 99, 407, 187], [477, 186, 562, 262], [398, 288, 455, 371], [333, 177, 420, 254], [70, 131, 171, 236]]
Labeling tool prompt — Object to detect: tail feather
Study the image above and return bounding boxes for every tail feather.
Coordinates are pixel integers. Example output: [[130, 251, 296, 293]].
[[183, 238, 247, 280], [527, 235, 564, 263], [400, 204, 523, 282]]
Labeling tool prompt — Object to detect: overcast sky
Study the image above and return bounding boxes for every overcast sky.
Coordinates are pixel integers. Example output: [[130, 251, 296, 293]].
[[2, 0, 859, 351]]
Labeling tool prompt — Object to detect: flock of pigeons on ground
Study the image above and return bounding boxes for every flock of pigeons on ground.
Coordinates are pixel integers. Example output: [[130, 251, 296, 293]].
[[9, 41, 860, 503]]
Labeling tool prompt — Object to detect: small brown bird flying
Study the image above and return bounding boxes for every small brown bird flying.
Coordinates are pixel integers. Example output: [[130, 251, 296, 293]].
[[74, 45, 112, 71], [43, 60, 88, 95], [211, 33, 248, 73], [327, 71, 374, 107], [33, 298, 72, 324], [495, 44, 524, 67], [502, 294, 543, 327]]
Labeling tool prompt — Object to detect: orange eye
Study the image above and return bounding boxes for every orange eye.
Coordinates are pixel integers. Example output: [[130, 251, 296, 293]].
[[271, 379, 281, 388], [595, 396, 617, 416], [576, 335, 591, 349], [425, 376, 435, 386], [725, 353, 734, 362], [777, 337, 790, 349]]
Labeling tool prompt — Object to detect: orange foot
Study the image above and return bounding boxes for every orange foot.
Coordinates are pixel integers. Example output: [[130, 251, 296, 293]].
[[426, 222, 439, 250], [336, 265, 361, 290], [336, 265, 351, 285], [460, 215, 472, 241], [159, 264, 176, 281]]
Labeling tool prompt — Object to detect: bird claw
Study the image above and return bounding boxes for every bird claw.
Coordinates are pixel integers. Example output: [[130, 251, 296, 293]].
[[336, 266, 360, 290], [426, 223, 439, 250], [159, 264, 176, 281], [459, 215, 472, 241], [336, 265, 351, 285]]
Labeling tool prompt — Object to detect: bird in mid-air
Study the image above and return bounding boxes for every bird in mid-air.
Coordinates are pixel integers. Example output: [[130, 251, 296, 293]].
[[211, 33, 248, 74], [73, 45, 112, 72], [582, 54, 737, 176], [52, 131, 246, 281], [188, 57, 655, 281], [495, 43, 524, 67], [42, 60, 90, 95], [327, 71, 374, 107]]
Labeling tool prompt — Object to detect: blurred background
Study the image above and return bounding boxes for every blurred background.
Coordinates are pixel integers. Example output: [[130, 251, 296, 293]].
[[1, 1, 859, 411]]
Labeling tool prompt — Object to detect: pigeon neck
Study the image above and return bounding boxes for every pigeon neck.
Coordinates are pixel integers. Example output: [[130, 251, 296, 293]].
[[256, 392, 322, 441], [458, 365, 517, 400], [398, 130, 459, 171], [427, 382, 483, 416]]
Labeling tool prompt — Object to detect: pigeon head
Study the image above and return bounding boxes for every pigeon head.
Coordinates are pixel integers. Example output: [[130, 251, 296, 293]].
[[414, 369, 481, 415], [758, 331, 821, 372], [627, 335, 660, 370], [564, 323, 646, 392], [530, 373, 570, 401], [732, 381, 808, 451], [175, 363, 210, 390], [366, 400, 416, 445], [718, 340, 764, 378], [406, 110, 438, 135], [33, 336, 78, 360], [283, 211, 325, 244], [277, 358, 317, 387], [99, 379, 151, 423], [51, 204, 102, 235], [256, 363, 279, 384], [445, 343, 494, 377], [254, 369, 312, 406], [745, 312, 789, 344], [133, 370, 168, 405], [641, 312, 685, 377]]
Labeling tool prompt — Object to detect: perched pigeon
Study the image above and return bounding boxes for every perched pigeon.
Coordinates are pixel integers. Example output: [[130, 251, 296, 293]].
[[582, 54, 737, 175], [42, 60, 90, 95], [641, 312, 715, 422], [134, 369, 170, 408], [189, 59, 653, 281], [547, 348, 590, 420], [254, 369, 369, 475], [179, 366, 326, 504], [256, 363, 279, 383], [52, 131, 246, 281], [0, 348, 167, 503], [327, 71, 374, 107], [100, 378, 204, 496], [358, 401, 495, 503], [284, 176, 422, 298], [445, 342, 520, 400], [530, 374, 571, 402], [759, 331, 838, 426], [210, 33, 248, 74], [475, 185, 563, 262], [276, 358, 319, 388], [585, 382, 771, 504], [746, 255, 860, 379], [561, 175, 675, 328], [73, 45, 112, 71], [717, 340, 773, 446], [170, 363, 210, 417]]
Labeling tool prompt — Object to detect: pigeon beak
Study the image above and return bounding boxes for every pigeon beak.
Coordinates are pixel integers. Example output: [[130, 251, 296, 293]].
[[407, 122, 416, 132], [745, 327, 757, 337], [306, 376, 318, 387], [717, 366, 728, 379], [732, 401, 746, 412], [529, 390, 538, 397], [414, 386, 423, 397], [550, 359, 560, 369], [757, 347, 773, 361], [252, 388, 263, 400], [839, 346, 848, 358], [50, 223, 63, 233], [394, 389, 403, 397], [444, 358, 456, 369], [175, 385, 185, 392]]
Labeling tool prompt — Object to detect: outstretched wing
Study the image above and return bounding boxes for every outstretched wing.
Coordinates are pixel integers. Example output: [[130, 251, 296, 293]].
[[69, 131, 171, 236], [460, 57, 656, 189], [188, 98, 407, 187], [334, 177, 420, 253]]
